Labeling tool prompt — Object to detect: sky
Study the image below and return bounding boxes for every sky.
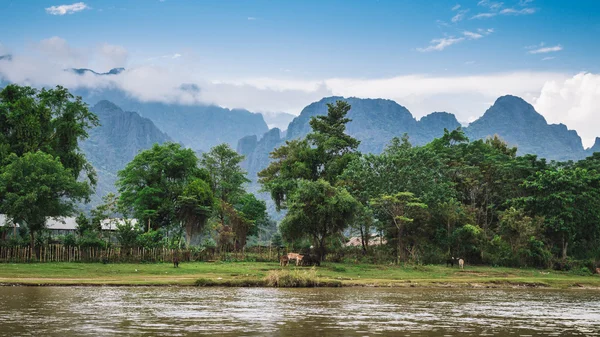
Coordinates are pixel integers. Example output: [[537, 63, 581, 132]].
[[1, 0, 600, 146]]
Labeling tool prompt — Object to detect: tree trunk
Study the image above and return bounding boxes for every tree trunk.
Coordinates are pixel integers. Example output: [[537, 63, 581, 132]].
[[562, 234, 568, 259], [396, 226, 401, 265], [359, 225, 367, 254]]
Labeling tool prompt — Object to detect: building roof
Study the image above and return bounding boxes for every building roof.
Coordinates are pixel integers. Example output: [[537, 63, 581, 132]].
[[0, 214, 137, 231], [345, 235, 387, 247], [100, 218, 138, 231]]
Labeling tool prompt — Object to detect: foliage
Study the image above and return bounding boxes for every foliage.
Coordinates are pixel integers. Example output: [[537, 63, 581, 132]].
[[259, 101, 361, 259], [280, 179, 359, 259], [0, 85, 98, 248], [0, 151, 92, 246]]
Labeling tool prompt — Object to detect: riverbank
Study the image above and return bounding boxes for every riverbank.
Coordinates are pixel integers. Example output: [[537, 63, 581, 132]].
[[0, 262, 599, 289]]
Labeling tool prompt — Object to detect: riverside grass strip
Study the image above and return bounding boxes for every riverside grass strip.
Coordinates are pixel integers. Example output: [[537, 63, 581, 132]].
[[0, 262, 599, 289]]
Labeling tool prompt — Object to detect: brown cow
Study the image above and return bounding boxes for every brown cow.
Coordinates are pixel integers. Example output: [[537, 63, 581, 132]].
[[173, 256, 179, 268], [280, 254, 289, 267], [596, 267, 600, 275], [287, 253, 304, 266], [458, 258, 464, 270]]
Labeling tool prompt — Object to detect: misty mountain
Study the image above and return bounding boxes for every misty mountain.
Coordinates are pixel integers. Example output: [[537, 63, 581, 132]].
[[239, 95, 597, 193], [74, 85, 269, 152], [465, 95, 584, 161], [261, 111, 296, 130], [71, 67, 125, 76], [81, 100, 172, 206]]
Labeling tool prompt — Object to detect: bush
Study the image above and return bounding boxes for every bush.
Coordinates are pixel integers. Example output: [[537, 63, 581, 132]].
[[136, 229, 163, 249], [265, 267, 319, 287], [78, 231, 106, 248], [62, 233, 77, 247]]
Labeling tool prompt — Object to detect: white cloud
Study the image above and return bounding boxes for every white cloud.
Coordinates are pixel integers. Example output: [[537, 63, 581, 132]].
[[463, 31, 483, 39], [471, 12, 497, 19], [418, 29, 492, 52], [417, 37, 465, 52], [541, 56, 555, 61], [35, 36, 88, 67], [4, 40, 600, 147], [452, 4, 461, 11], [500, 7, 536, 15], [528, 45, 562, 54], [533, 73, 600, 147], [172, 53, 182, 59], [45, 2, 88, 15], [478, 0, 504, 10], [451, 9, 469, 23], [96, 43, 128, 70]]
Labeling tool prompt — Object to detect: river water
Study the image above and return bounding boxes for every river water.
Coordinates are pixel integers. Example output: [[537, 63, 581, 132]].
[[0, 287, 599, 336]]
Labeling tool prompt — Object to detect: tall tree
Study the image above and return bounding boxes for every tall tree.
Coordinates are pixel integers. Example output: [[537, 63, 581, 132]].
[[371, 192, 427, 264], [520, 167, 600, 259], [176, 178, 214, 247], [117, 143, 212, 239], [259, 101, 360, 259], [0, 152, 92, 247], [0, 85, 98, 246], [280, 179, 359, 260], [201, 144, 249, 228], [0, 84, 99, 181]]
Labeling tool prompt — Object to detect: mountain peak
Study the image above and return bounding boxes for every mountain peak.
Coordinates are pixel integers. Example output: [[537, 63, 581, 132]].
[[70, 68, 125, 76], [472, 94, 547, 127], [93, 100, 123, 113]]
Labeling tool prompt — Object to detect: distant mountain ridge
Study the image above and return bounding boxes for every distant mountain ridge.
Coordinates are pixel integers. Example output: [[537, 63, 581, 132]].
[[239, 95, 598, 194], [81, 100, 172, 207], [71, 67, 125, 76]]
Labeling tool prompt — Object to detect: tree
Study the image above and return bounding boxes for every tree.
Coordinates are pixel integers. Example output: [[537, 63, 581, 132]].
[[259, 100, 360, 209], [0, 84, 99, 182], [280, 179, 359, 260], [259, 101, 361, 259], [117, 143, 211, 235], [232, 193, 267, 251], [176, 178, 214, 247], [520, 167, 600, 259], [201, 144, 249, 228], [0, 85, 98, 248], [371, 192, 427, 264], [0, 151, 91, 248]]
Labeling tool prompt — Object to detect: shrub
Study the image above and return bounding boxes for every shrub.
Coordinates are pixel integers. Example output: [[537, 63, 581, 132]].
[[136, 229, 163, 249], [62, 233, 77, 247], [78, 230, 106, 248], [265, 267, 319, 287]]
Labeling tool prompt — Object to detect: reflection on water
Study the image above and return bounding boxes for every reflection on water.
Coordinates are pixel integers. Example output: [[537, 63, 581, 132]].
[[0, 286, 599, 336]]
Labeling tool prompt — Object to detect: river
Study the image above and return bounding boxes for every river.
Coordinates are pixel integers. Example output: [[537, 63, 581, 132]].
[[0, 287, 599, 336]]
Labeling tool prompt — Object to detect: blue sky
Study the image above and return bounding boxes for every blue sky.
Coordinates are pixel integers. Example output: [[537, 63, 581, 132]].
[[2, 0, 599, 77], [1, 0, 600, 145]]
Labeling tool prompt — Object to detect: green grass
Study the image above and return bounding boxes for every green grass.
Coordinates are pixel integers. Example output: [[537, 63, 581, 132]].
[[0, 261, 599, 288]]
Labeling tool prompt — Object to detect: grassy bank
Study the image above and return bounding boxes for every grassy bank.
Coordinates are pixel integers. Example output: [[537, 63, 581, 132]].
[[0, 262, 599, 288]]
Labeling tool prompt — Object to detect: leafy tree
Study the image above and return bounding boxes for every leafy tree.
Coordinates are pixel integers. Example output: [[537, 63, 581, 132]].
[[232, 193, 267, 250], [201, 144, 249, 221], [0, 151, 91, 247], [176, 178, 214, 247], [259, 101, 361, 259], [259, 100, 360, 210], [281, 179, 359, 260], [520, 167, 600, 259], [0, 85, 98, 248], [117, 142, 210, 232], [371, 192, 427, 264], [0, 84, 99, 181]]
